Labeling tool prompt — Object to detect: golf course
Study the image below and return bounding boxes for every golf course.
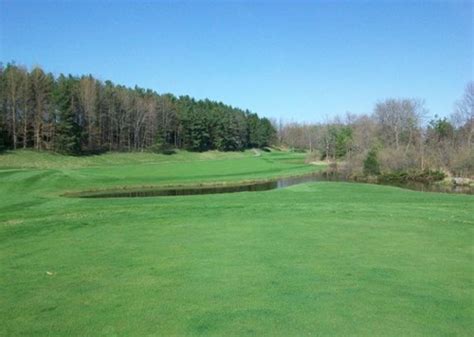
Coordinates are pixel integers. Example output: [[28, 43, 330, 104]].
[[0, 150, 473, 337]]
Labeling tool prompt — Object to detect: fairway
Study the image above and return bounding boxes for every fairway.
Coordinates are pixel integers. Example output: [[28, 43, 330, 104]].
[[1, 151, 473, 337]]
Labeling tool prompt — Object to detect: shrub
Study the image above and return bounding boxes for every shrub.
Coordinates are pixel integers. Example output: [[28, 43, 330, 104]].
[[363, 149, 380, 176], [379, 170, 445, 183], [149, 139, 176, 155]]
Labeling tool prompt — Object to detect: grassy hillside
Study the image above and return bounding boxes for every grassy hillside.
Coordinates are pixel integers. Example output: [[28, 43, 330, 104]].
[[0, 150, 319, 196], [0, 150, 473, 337], [0, 150, 259, 169]]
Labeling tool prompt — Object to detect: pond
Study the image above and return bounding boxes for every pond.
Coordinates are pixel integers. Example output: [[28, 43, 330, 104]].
[[70, 173, 473, 198]]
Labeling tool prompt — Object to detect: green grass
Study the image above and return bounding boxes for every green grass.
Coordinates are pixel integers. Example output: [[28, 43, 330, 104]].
[[1, 150, 473, 337]]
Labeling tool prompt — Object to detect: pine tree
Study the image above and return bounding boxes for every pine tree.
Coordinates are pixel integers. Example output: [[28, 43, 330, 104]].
[[54, 75, 82, 154], [363, 149, 380, 176]]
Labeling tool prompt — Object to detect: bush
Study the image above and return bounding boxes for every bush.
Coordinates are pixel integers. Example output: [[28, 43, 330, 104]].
[[451, 148, 474, 177], [379, 170, 445, 183], [304, 150, 322, 163], [363, 149, 380, 176], [378, 148, 419, 172], [415, 170, 445, 182], [149, 140, 176, 155]]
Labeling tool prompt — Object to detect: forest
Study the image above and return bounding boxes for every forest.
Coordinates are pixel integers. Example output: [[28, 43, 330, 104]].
[[1, 63, 472, 179], [277, 84, 473, 178], [0, 63, 276, 154]]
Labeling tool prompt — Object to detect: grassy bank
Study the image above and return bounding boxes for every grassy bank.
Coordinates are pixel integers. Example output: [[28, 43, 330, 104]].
[[0, 150, 472, 336]]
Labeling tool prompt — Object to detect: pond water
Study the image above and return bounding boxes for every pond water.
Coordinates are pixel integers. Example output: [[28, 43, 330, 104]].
[[73, 173, 473, 198]]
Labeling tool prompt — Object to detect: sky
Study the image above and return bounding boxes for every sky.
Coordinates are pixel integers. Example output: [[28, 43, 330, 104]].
[[0, 0, 472, 122]]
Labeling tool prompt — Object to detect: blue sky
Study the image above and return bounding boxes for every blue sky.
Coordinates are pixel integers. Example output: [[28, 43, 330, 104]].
[[0, 0, 472, 122]]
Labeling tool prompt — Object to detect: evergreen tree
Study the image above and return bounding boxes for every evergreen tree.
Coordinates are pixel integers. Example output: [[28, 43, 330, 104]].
[[0, 63, 276, 153], [363, 149, 381, 176], [258, 118, 276, 147], [333, 126, 353, 158], [215, 112, 244, 151], [53, 75, 82, 154]]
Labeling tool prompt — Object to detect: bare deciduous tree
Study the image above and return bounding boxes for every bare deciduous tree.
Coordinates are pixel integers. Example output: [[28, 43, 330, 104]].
[[452, 82, 474, 148], [373, 98, 426, 152], [5, 65, 28, 149], [79, 75, 98, 149]]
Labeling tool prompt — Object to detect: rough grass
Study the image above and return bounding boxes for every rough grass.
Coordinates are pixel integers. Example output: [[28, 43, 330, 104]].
[[0, 150, 472, 337], [0, 149, 255, 169]]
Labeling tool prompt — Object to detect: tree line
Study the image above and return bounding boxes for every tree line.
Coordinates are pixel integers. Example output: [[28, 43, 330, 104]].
[[276, 83, 473, 177], [0, 63, 276, 154]]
